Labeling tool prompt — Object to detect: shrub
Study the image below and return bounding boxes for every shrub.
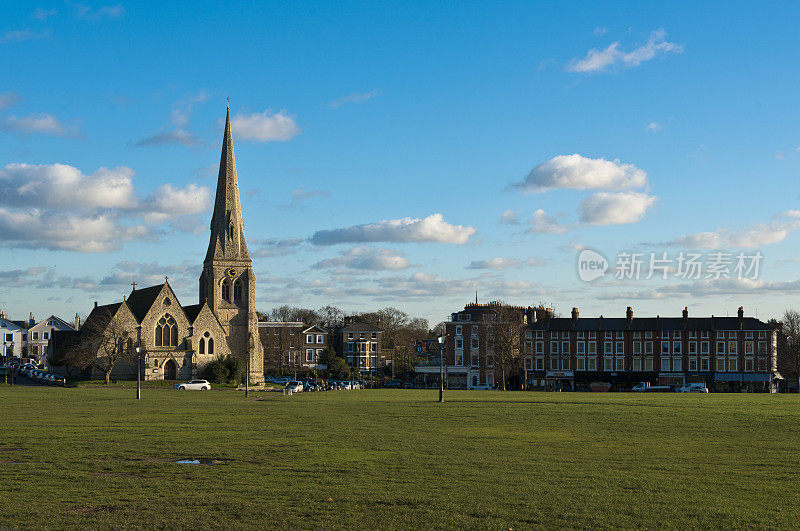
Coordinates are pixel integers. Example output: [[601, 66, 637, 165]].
[[202, 355, 244, 384]]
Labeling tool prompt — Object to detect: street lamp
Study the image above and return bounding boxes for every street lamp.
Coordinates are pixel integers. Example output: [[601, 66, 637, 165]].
[[247, 333, 254, 398], [135, 344, 142, 400], [3, 341, 7, 385], [438, 335, 445, 403]]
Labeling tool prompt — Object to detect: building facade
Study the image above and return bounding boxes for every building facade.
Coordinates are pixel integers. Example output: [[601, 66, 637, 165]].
[[442, 302, 779, 392], [337, 321, 382, 374], [258, 321, 328, 373], [31, 315, 78, 366]]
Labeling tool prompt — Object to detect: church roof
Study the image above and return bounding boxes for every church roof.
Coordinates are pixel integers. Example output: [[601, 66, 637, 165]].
[[126, 284, 164, 323], [182, 304, 203, 323], [83, 302, 123, 332]]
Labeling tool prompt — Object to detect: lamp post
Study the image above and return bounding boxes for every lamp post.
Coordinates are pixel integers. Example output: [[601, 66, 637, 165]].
[[135, 345, 142, 400], [3, 341, 7, 385], [246, 333, 254, 398], [438, 335, 445, 403]]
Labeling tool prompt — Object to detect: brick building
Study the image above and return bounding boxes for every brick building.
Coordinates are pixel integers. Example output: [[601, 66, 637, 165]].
[[258, 321, 328, 374], [442, 301, 779, 392], [337, 320, 382, 374]]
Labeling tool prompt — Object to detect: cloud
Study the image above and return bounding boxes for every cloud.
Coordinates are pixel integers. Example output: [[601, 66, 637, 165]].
[[0, 113, 77, 137], [500, 209, 520, 225], [32, 7, 57, 20], [597, 278, 800, 301], [467, 258, 521, 270], [0, 208, 149, 252], [0, 29, 50, 43], [136, 91, 207, 148], [666, 212, 800, 249], [567, 28, 682, 73], [0, 92, 21, 109], [287, 188, 330, 207], [313, 247, 411, 271], [0, 163, 137, 209], [527, 209, 570, 234], [71, 2, 125, 20], [645, 121, 662, 132], [251, 237, 305, 257], [310, 213, 476, 245], [135, 130, 200, 147], [593, 27, 608, 35], [578, 192, 657, 225], [230, 110, 300, 142], [330, 90, 379, 108], [141, 183, 211, 224], [514, 154, 648, 193]]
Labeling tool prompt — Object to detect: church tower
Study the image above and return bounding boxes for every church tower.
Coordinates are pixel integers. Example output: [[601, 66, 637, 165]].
[[199, 107, 263, 383]]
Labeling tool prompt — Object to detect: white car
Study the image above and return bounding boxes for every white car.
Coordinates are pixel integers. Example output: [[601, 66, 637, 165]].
[[174, 379, 211, 391], [677, 383, 709, 393], [286, 381, 304, 393]]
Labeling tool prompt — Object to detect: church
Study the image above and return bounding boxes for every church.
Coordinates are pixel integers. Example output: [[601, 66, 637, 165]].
[[74, 109, 264, 384]]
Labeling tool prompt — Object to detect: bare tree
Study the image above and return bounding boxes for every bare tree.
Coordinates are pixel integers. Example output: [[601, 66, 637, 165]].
[[780, 310, 800, 390], [487, 304, 525, 391], [318, 305, 344, 330], [68, 307, 133, 384]]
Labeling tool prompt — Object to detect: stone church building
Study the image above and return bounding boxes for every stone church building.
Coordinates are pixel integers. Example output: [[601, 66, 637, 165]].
[[73, 109, 264, 383]]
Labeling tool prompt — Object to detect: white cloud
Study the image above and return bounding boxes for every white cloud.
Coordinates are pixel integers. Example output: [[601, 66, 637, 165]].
[[597, 278, 800, 301], [500, 209, 520, 225], [667, 213, 800, 249], [251, 237, 306, 258], [231, 110, 300, 142], [578, 192, 657, 225], [136, 129, 200, 147], [0, 92, 21, 109], [141, 183, 211, 224], [32, 7, 57, 20], [313, 247, 411, 271], [0, 29, 49, 43], [136, 91, 208, 148], [567, 28, 682, 73], [311, 213, 476, 245], [0, 208, 149, 252], [515, 154, 648, 193], [467, 257, 521, 270], [0, 113, 76, 136], [330, 90, 379, 108], [0, 163, 137, 209], [593, 27, 608, 35], [527, 209, 570, 234], [645, 121, 662, 132]]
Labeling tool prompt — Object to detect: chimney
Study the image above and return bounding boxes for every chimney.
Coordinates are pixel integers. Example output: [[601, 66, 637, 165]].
[[74, 313, 81, 330], [738, 306, 744, 329], [626, 306, 633, 320], [29, 312, 35, 327], [682, 306, 688, 323], [94, 301, 98, 308], [571, 307, 579, 321]]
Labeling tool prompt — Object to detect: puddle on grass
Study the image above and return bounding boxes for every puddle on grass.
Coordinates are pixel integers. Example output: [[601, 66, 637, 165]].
[[174, 458, 233, 465]]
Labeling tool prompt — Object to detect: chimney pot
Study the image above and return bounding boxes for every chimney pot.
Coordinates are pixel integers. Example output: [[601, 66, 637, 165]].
[[682, 307, 688, 320], [738, 306, 744, 319], [94, 301, 98, 308], [571, 307, 579, 320], [626, 306, 633, 320]]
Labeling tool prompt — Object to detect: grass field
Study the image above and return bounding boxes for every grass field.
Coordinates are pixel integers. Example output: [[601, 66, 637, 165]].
[[1, 388, 798, 529]]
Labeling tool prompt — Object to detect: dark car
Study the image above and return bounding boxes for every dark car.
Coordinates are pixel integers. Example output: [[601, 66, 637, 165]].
[[384, 380, 402, 388]]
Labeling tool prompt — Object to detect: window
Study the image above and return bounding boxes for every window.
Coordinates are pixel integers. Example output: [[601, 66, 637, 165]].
[[745, 358, 754, 372], [536, 357, 544, 370], [616, 341, 624, 354], [673, 357, 682, 371], [688, 358, 697, 371], [728, 341, 737, 354], [155, 314, 178, 347], [208, 337, 214, 354], [604, 342, 613, 355], [716, 357, 725, 371], [701, 331, 709, 338], [370, 342, 377, 352], [562, 356, 571, 370], [759, 331, 766, 339], [347, 342, 354, 352], [661, 357, 670, 371], [455, 353, 463, 365], [577, 342, 585, 355], [199, 338, 205, 354], [661, 341, 670, 355], [689, 342, 697, 355], [633, 341, 641, 355], [317, 335, 324, 343], [672, 342, 682, 355], [233, 279, 243, 302], [632, 357, 642, 371], [605, 331, 612, 339], [273, 329, 278, 335], [221, 279, 231, 302], [745, 341, 753, 354], [306, 334, 314, 343], [471, 338, 479, 349], [613, 357, 623, 371], [633, 331, 641, 339], [576, 357, 585, 371], [536, 341, 544, 354], [645, 331, 652, 339], [372, 332, 377, 340], [589, 331, 596, 339], [348, 332, 353, 340], [455, 339, 463, 349], [644, 357, 654, 371], [306, 349, 314, 362], [32, 332, 38, 340], [588, 357, 597, 371], [616, 331, 623, 339], [563, 331, 570, 339], [525, 330, 532, 339], [729, 331, 737, 339], [645, 342, 653, 355], [562, 341, 570, 354], [758, 341, 767, 355], [455, 326, 462, 336], [689, 331, 697, 339], [43, 332, 49, 340], [577, 331, 585, 339], [745, 331, 753, 339], [700, 357, 709, 371], [536, 331, 543, 339], [603, 357, 613, 371], [588, 341, 597, 355], [701, 341, 709, 354], [728, 358, 738, 372], [30, 345, 39, 356], [716, 341, 725, 355], [674, 331, 681, 339], [550, 341, 558, 354]]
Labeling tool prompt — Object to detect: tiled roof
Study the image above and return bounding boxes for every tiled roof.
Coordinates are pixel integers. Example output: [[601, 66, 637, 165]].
[[528, 316, 772, 331], [182, 304, 203, 323], [82, 302, 123, 332], [125, 284, 164, 323], [340, 322, 381, 332]]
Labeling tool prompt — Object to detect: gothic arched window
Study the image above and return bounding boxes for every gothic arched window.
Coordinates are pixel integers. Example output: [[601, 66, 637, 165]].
[[204, 331, 214, 354], [155, 314, 178, 347], [221, 279, 231, 302], [233, 279, 243, 302], [199, 338, 205, 354]]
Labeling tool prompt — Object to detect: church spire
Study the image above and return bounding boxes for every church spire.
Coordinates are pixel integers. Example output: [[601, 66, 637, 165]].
[[204, 107, 251, 263]]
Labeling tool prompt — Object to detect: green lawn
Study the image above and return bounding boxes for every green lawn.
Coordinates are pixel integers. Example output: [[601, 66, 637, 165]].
[[1, 388, 798, 529]]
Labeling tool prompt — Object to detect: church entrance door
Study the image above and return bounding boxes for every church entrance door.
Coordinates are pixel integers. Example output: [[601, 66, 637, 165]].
[[164, 359, 177, 380]]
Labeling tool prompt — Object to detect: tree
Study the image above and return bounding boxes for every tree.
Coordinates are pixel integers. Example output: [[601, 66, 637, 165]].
[[487, 304, 526, 391], [70, 307, 133, 385], [325, 356, 350, 379], [318, 305, 344, 330], [202, 354, 243, 384], [780, 310, 800, 391]]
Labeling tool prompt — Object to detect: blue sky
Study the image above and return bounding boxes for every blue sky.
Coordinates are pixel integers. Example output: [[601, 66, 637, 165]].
[[2, 1, 800, 325]]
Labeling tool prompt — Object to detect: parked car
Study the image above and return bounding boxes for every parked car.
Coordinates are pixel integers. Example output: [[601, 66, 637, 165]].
[[174, 379, 211, 391], [274, 377, 290, 385], [384, 380, 402, 388], [53, 375, 67, 386], [286, 381, 304, 393], [632, 382, 672, 392], [677, 383, 709, 393]]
